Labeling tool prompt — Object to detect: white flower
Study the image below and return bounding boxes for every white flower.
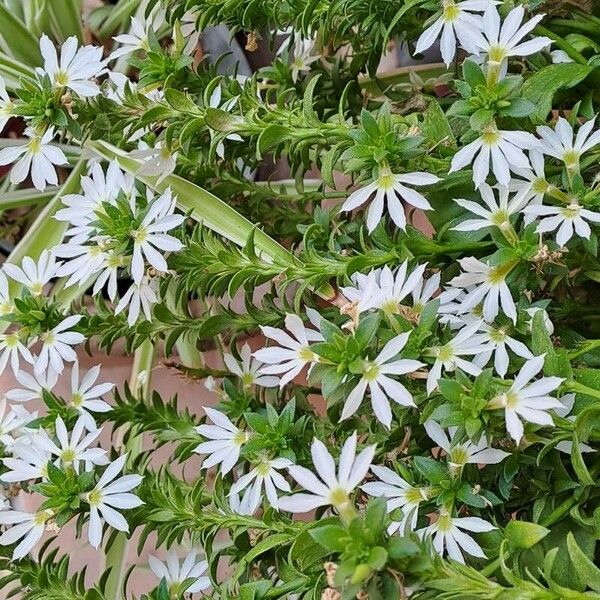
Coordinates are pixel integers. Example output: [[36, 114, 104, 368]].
[[0, 332, 34, 375], [508, 151, 548, 225], [36, 415, 107, 472], [254, 312, 323, 387], [0, 76, 14, 133], [0, 127, 68, 191], [419, 510, 495, 563], [1, 437, 52, 483], [0, 508, 55, 560], [0, 269, 12, 316], [288, 37, 321, 82], [424, 420, 510, 469], [149, 550, 210, 594], [452, 184, 529, 233], [341, 168, 440, 232], [56, 160, 129, 231], [70, 363, 114, 430], [132, 140, 177, 183], [537, 116, 600, 170], [180, 10, 202, 55], [449, 257, 517, 324], [0, 399, 37, 449], [109, 10, 166, 60], [35, 315, 85, 376], [6, 368, 58, 403], [53, 240, 109, 288], [130, 188, 184, 284], [450, 126, 539, 188], [229, 458, 292, 510], [3, 250, 60, 296], [523, 201, 600, 246], [473, 322, 533, 378], [342, 333, 424, 427], [84, 454, 144, 549], [229, 486, 261, 516], [194, 407, 249, 475], [223, 343, 279, 388], [426, 321, 491, 395], [278, 432, 375, 515], [411, 272, 442, 314], [474, 6, 551, 78], [490, 355, 563, 444], [38, 35, 105, 97], [114, 276, 159, 327], [341, 262, 426, 315], [361, 465, 429, 535], [414, 0, 489, 66], [93, 250, 127, 302]]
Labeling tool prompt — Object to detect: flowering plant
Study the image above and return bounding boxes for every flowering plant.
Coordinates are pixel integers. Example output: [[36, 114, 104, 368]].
[[1, 0, 600, 598]]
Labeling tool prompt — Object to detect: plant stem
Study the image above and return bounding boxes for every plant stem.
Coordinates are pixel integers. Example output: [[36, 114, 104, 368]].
[[564, 380, 600, 402]]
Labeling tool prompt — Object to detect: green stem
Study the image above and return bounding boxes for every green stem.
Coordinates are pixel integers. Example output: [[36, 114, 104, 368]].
[[568, 340, 600, 360], [534, 25, 587, 65], [103, 339, 156, 600], [564, 380, 600, 402]]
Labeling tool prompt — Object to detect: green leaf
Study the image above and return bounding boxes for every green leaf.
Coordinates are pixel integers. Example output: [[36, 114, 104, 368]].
[[310, 524, 347, 552], [367, 546, 388, 571], [462, 59, 486, 88], [502, 98, 536, 118], [505, 520, 550, 549], [413, 456, 448, 484], [361, 108, 380, 139], [570, 432, 594, 485], [522, 63, 593, 123], [422, 100, 455, 146], [387, 537, 420, 559], [469, 109, 494, 130], [0, 5, 42, 65], [566, 532, 600, 591]]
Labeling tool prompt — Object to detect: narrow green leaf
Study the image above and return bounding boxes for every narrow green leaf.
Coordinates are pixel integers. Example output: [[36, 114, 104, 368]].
[[566, 532, 600, 591], [0, 5, 42, 65]]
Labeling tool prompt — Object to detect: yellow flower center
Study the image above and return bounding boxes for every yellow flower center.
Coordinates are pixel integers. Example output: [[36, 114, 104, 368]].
[[33, 509, 53, 527], [436, 344, 454, 363], [436, 511, 453, 532], [27, 136, 43, 156], [55, 70, 70, 87], [328, 486, 349, 508], [298, 347, 317, 362], [233, 431, 249, 446], [560, 203, 581, 219], [442, 0, 460, 21], [488, 45, 507, 65], [86, 488, 103, 507], [61, 447, 76, 463], [362, 361, 380, 382], [131, 227, 148, 243], [488, 327, 507, 343], [241, 372, 254, 387], [563, 149, 580, 169], [481, 127, 501, 146], [532, 178, 549, 194], [256, 462, 271, 476]]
